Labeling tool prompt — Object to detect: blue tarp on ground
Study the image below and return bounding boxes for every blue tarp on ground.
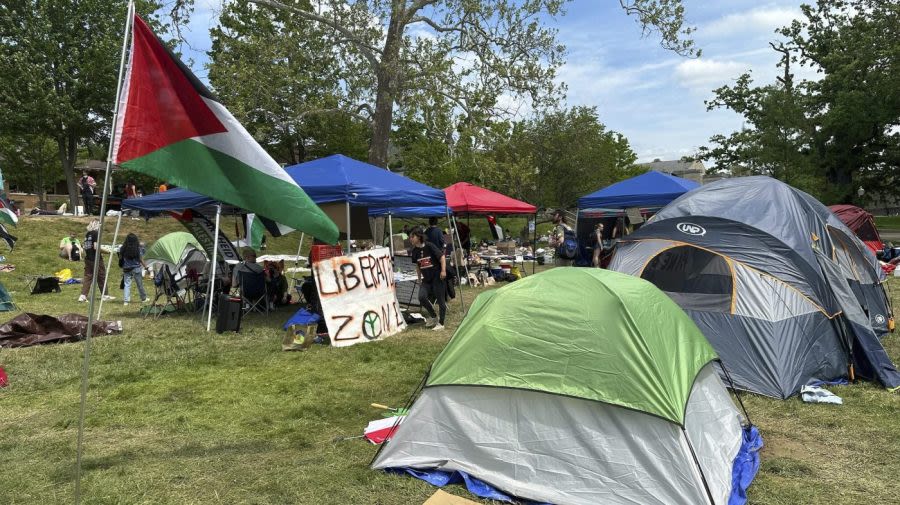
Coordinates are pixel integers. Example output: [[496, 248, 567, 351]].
[[121, 188, 218, 212], [578, 170, 700, 209], [285, 155, 446, 208]]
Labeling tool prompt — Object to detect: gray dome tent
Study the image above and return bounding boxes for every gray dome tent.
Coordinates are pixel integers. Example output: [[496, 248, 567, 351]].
[[610, 176, 897, 398]]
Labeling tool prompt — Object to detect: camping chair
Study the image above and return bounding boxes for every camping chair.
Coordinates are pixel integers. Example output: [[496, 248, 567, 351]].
[[238, 270, 268, 316], [145, 265, 185, 319]]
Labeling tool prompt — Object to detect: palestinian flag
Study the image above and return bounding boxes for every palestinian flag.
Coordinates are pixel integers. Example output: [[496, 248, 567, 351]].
[[0, 196, 17, 227], [112, 15, 338, 244]]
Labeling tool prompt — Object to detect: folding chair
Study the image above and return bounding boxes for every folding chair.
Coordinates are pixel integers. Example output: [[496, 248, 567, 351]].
[[145, 265, 185, 319], [238, 270, 268, 315]]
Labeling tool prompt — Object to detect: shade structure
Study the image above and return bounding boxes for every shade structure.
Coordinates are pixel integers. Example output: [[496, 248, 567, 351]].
[[121, 188, 219, 212], [373, 268, 761, 505], [829, 204, 883, 256], [610, 176, 898, 397], [367, 206, 449, 218], [284, 154, 446, 208], [578, 170, 700, 209], [442, 182, 536, 215]]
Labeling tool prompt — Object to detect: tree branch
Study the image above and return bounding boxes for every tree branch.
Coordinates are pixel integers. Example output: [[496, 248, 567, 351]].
[[249, 0, 382, 69]]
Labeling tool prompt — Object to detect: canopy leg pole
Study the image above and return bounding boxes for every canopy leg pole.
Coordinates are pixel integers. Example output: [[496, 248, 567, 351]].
[[289, 232, 305, 293], [96, 209, 124, 319], [446, 207, 464, 313], [345, 201, 351, 252], [206, 204, 222, 332], [532, 212, 537, 275], [75, 3, 134, 502], [451, 215, 470, 288], [388, 214, 394, 257]]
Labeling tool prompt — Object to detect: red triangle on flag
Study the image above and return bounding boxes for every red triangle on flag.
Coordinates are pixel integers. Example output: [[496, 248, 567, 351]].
[[114, 15, 226, 164]]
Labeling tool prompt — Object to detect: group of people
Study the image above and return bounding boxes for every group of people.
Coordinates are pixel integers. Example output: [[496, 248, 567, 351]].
[[68, 219, 148, 305], [230, 247, 290, 310], [77, 171, 173, 216], [548, 210, 623, 268]]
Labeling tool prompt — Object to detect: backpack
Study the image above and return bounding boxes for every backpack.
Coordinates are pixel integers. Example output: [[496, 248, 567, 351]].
[[557, 227, 578, 260]]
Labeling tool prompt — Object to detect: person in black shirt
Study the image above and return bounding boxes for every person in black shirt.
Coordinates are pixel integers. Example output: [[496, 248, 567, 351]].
[[425, 217, 445, 251], [410, 229, 447, 331], [78, 219, 114, 302]]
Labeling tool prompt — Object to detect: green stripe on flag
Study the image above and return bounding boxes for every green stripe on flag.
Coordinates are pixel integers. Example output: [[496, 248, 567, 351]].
[[121, 139, 338, 243], [248, 214, 265, 250]]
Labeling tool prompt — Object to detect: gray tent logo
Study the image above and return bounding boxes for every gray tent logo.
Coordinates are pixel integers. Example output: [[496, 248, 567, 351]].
[[676, 222, 706, 237], [875, 314, 886, 325]]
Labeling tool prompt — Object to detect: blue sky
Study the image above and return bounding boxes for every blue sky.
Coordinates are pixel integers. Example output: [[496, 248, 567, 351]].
[[175, 0, 812, 163]]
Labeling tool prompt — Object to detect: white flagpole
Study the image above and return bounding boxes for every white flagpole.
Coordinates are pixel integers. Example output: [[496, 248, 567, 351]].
[[96, 209, 123, 319], [206, 204, 222, 332], [75, 2, 134, 502]]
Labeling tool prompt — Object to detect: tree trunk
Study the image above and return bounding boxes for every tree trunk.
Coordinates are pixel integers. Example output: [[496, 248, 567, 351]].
[[368, 12, 404, 169], [58, 134, 79, 211]]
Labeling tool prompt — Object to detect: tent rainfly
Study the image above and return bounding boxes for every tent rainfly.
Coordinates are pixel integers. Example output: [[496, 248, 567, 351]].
[[610, 176, 898, 398], [373, 268, 762, 505], [829, 204, 884, 257]]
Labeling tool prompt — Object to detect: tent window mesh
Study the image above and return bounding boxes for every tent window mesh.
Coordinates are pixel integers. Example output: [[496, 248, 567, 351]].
[[641, 246, 733, 312]]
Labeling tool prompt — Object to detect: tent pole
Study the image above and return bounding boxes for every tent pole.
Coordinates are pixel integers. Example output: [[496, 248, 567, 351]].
[[451, 214, 470, 288], [446, 207, 465, 312], [97, 209, 124, 319], [206, 204, 222, 332], [388, 214, 394, 257], [75, 2, 133, 502], [532, 212, 537, 275], [345, 200, 351, 252], [289, 232, 305, 293]]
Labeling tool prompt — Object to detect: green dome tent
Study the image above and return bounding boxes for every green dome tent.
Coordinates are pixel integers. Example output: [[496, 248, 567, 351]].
[[373, 268, 761, 505], [144, 232, 202, 266]]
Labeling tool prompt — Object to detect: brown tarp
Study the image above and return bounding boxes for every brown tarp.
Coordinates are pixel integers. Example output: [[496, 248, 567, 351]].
[[0, 313, 121, 348]]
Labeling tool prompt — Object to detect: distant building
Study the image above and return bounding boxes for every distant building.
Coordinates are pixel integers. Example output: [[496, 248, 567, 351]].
[[638, 158, 706, 184]]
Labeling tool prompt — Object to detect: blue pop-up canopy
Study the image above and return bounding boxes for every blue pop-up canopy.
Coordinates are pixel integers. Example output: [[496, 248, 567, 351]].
[[285, 154, 446, 208], [121, 188, 219, 211], [578, 170, 700, 209], [368, 206, 449, 218]]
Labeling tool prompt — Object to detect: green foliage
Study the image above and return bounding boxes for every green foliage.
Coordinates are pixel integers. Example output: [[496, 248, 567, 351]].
[[207, 0, 370, 165], [0, 0, 181, 207], [396, 106, 639, 209], [0, 134, 62, 197], [700, 0, 900, 204]]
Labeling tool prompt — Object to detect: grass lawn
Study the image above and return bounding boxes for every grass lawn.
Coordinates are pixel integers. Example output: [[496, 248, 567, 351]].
[[1, 216, 898, 504], [874, 215, 900, 231]]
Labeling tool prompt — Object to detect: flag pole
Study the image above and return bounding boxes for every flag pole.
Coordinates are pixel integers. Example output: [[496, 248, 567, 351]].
[[388, 214, 394, 257], [206, 204, 222, 332], [97, 209, 124, 319], [75, 2, 134, 502]]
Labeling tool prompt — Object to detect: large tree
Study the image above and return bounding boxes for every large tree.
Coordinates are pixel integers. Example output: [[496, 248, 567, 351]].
[[700, 0, 900, 203], [0, 1, 177, 209], [238, 0, 697, 168], [208, 0, 371, 164]]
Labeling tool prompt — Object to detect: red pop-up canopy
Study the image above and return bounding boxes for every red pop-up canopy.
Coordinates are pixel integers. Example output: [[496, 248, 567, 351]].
[[444, 182, 537, 215]]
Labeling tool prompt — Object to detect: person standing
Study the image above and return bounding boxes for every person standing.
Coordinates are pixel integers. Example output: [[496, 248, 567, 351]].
[[119, 233, 148, 305], [549, 210, 576, 266], [591, 222, 605, 268], [78, 171, 96, 215], [425, 217, 445, 251], [79, 219, 114, 302], [410, 229, 447, 331]]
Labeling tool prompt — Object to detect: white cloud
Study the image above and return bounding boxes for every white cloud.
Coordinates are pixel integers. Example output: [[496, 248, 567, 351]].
[[702, 6, 801, 38], [674, 58, 749, 92]]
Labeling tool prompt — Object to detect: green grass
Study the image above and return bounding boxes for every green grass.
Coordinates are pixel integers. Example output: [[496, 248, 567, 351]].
[[874, 215, 900, 231], [0, 216, 899, 504]]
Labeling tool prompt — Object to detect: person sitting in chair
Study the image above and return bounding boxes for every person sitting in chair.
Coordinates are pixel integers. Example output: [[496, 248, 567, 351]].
[[231, 248, 264, 290]]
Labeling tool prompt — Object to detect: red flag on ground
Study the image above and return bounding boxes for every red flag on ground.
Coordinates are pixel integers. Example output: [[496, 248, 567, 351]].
[[364, 415, 405, 444]]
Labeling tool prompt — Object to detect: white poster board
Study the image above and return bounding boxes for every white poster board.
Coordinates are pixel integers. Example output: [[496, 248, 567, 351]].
[[313, 247, 406, 347]]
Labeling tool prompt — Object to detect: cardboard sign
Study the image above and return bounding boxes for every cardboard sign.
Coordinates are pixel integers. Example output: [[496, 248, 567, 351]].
[[625, 207, 645, 224], [314, 247, 406, 347]]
